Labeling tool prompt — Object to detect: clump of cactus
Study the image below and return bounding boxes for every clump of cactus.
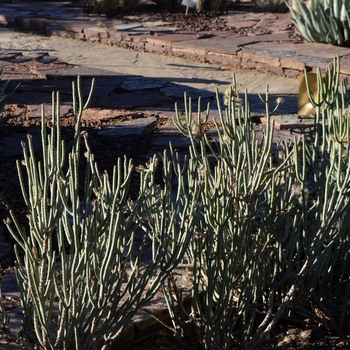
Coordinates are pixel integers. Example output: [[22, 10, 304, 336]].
[[4, 77, 195, 349], [286, 0, 350, 46], [3, 58, 350, 349], [163, 56, 350, 349]]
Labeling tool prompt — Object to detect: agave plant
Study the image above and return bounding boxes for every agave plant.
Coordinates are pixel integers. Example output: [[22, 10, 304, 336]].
[[286, 0, 350, 46]]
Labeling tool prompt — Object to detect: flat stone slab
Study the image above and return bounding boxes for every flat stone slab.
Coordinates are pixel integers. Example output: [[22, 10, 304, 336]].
[[146, 33, 198, 45], [174, 32, 295, 55], [2, 2, 70, 10], [115, 23, 143, 31], [45, 66, 132, 79], [82, 108, 137, 122], [160, 85, 214, 100], [246, 32, 294, 42], [0, 51, 16, 60], [0, 10, 32, 25], [227, 20, 258, 29], [25, 63, 69, 80], [153, 135, 191, 149], [120, 77, 172, 91], [8, 56, 32, 63], [9, 91, 54, 105], [247, 41, 350, 57], [82, 77, 126, 97], [84, 26, 108, 33], [247, 93, 298, 115], [136, 107, 176, 119], [15, 79, 73, 95], [3, 130, 42, 158], [220, 11, 279, 23], [132, 26, 181, 33], [97, 117, 156, 136], [253, 124, 297, 144], [97, 91, 173, 108], [142, 21, 173, 27], [156, 120, 181, 135], [83, 26, 109, 39], [339, 55, 350, 75], [260, 114, 315, 130], [35, 55, 58, 64], [43, 9, 86, 20], [173, 36, 243, 54], [1, 63, 37, 81], [0, 37, 13, 43], [27, 104, 73, 118]]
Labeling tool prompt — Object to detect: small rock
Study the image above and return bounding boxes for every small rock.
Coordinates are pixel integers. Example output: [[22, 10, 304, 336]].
[[286, 328, 299, 335], [300, 329, 313, 340]]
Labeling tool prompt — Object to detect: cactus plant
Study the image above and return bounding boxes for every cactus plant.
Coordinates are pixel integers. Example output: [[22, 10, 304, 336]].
[[162, 57, 350, 349], [4, 77, 195, 350], [286, 0, 350, 46], [3, 59, 350, 349]]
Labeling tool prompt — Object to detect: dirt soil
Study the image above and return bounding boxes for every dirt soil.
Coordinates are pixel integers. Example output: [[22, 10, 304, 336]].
[[0, 1, 349, 349], [74, 0, 284, 36]]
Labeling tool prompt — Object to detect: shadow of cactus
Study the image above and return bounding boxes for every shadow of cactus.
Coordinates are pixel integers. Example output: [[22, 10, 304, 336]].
[[0, 68, 19, 121]]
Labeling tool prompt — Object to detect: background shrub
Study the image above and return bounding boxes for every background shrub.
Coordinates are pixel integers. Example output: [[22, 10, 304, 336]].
[[94, 0, 140, 15], [252, 0, 288, 12], [286, 0, 350, 46], [195, 0, 228, 11]]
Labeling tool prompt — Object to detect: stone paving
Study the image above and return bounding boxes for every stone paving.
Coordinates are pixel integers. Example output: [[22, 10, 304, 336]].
[[0, 1, 350, 348], [1, 1, 350, 77]]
